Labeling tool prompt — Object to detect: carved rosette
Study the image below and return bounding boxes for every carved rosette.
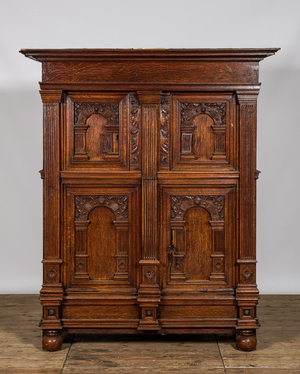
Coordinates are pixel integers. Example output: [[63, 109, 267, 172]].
[[180, 102, 227, 160], [160, 93, 171, 168], [143, 266, 156, 284], [130, 93, 141, 168], [171, 195, 224, 221], [73, 102, 120, 161]]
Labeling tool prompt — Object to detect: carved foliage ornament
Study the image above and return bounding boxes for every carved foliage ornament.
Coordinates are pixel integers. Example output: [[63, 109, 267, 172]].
[[180, 102, 226, 127], [130, 93, 141, 164], [74, 102, 119, 126], [160, 93, 171, 165], [171, 195, 224, 221], [75, 195, 128, 221]]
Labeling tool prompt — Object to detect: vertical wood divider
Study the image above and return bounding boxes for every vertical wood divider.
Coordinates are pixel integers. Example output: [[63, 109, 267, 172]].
[[137, 91, 162, 330], [39, 90, 64, 340], [235, 90, 260, 338]]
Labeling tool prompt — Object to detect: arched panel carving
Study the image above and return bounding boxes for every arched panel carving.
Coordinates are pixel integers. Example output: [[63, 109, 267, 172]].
[[75, 102, 119, 126], [171, 195, 224, 221], [169, 194, 226, 284], [180, 102, 227, 161], [73, 102, 120, 161], [73, 194, 130, 284], [75, 195, 128, 221], [180, 102, 226, 127]]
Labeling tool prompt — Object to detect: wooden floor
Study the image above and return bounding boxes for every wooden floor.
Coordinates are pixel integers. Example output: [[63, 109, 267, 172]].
[[0, 295, 299, 373]]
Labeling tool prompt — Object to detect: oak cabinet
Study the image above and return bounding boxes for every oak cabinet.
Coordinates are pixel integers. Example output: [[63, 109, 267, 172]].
[[20, 48, 278, 351]]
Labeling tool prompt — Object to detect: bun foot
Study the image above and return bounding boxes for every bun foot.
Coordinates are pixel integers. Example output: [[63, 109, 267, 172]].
[[236, 330, 257, 351], [42, 330, 63, 351]]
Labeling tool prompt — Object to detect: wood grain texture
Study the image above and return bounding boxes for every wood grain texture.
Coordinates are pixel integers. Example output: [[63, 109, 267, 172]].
[[193, 114, 215, 160], [20, 48, 278, 351], [87, 207, 116, 280], [184, 207, 213, 280]]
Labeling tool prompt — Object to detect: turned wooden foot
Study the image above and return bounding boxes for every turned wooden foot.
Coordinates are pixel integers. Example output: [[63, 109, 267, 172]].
[[236, 330, 257, 351], [42, 330, 63, 351]]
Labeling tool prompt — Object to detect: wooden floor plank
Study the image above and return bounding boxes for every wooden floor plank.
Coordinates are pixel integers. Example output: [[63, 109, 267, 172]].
[[226, 370, 300, 374], [62, 368, 225, 373], [218, 295, 300, 369], [0, 294, 69, 371], [0, 294, 300, 372], [64, 338, 224, 369]]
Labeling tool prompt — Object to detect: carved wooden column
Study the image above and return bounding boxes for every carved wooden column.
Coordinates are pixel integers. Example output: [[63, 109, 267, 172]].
[[235, 90, 260, 351], [39, 90, 64, 351], [137, 91, 162, 330]]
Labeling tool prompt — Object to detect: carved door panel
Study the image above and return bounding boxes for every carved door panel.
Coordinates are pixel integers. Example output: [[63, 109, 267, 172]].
[[65, 92, 135, 170], [159, 186, 237, 294], [163, 93, 237, 170], [63, 185, 140, 293]]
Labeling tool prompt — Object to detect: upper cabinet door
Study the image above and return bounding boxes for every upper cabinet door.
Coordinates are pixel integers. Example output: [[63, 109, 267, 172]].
[[65, 92, 133, 170], [162, 93, 237, 171]]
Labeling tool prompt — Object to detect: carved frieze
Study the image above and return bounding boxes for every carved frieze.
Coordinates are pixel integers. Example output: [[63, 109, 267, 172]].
[[171, 195, 224, 221], [74, 102, 119, 126], [75, 195, 128, 221], [180, 102, 226, 127]]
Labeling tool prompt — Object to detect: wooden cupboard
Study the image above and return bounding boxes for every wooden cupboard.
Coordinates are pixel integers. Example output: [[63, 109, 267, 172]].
[[20, 48, 279, 351]]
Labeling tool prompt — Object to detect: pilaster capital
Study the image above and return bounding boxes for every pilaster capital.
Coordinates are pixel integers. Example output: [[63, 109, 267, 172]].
[[236, 90, 259, 104], [39, 90, 64, 103], [137, 91, 162, 105]]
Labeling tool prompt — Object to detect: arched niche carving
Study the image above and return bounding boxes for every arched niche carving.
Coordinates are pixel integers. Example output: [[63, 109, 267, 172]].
[[169, 195, 226, 284], [73, 194, 130, 284], [180, 102, 226, 161], [180, 103, 226, 127], [171, 195, 224, 222], [75, 195, 128, 222], [73, 102, 120, 161], [75, 102, 119, 126]]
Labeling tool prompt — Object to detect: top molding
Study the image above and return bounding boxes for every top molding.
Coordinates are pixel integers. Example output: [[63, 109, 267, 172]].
[[20, 48, 280, 63]]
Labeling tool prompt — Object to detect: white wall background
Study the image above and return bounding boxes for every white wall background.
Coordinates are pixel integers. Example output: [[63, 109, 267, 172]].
[[0, 0, 299, 294]]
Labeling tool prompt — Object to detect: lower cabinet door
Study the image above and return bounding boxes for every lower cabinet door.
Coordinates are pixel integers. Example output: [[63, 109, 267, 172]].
[[158, 185, 238, 330], [61, 184, 141, 329]]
